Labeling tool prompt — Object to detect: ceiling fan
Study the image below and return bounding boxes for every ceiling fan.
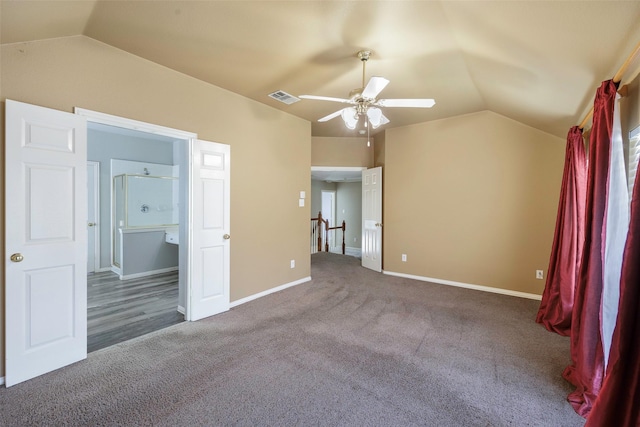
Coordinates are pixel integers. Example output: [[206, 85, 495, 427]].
[[299, 50, 435, 130]]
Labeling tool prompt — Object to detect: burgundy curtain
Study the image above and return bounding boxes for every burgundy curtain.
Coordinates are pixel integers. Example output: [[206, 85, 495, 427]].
[[536, 126, 587, 335], [585, 144, 640, 427], [562, 80, 617, 417]]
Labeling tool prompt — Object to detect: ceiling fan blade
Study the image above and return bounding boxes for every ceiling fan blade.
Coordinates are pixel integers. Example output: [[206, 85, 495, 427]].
[[375, 98, 435, 108], [361, 76, 390, 99], [299, 95, 353, 104], [318, 109, 346, 122]]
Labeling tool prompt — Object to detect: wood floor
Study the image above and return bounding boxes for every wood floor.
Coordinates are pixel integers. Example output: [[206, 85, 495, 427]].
[[88, 270, 184, 353]]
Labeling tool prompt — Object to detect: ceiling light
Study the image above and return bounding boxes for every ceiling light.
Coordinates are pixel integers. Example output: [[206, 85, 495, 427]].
[[341, 107, 358, 129]]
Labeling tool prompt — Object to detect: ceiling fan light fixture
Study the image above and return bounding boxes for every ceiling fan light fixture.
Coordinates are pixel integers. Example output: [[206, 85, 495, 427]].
[[341, 107, 358, 129], [367, 107, 383, 128]]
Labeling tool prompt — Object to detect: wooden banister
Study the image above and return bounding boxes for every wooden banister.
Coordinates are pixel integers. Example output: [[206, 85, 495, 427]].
[[311, 212, 346, 255]]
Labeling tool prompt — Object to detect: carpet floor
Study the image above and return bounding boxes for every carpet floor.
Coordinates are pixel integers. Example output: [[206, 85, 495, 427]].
[[0, 252, 585, 426]]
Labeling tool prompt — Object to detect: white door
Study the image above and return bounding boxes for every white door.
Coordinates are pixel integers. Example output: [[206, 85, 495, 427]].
[[5, 99, 87, 387], [188, 139, 230, 321], [321, 190, 336, 249], [362, 167, 382, 272], [87, 161, 100, 273]]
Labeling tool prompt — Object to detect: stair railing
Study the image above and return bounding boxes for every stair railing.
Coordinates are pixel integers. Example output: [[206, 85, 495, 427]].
[[311, 211, 346, 254]]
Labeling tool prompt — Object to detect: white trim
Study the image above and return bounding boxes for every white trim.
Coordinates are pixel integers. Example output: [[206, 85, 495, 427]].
[[177, 305, 185, 315], [75, 108, 197, 140], [311, 166, 367, 172], [119, 267, 179, 281], [383, 271, 542, 300], [230, 276, 312, 308], [96, 267, 112, 273]]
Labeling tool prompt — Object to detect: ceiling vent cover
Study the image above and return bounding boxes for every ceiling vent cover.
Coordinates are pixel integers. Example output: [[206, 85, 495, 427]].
[[268, 90, 300, 105]]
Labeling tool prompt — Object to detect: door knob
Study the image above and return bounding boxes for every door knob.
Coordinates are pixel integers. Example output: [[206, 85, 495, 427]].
[[10, 253, 24, 263], [88, 222, 96, 227], [223, 234, 230, 240]]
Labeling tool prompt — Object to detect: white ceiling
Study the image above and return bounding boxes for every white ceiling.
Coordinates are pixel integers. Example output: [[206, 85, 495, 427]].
[[2, 1, 640, 139]]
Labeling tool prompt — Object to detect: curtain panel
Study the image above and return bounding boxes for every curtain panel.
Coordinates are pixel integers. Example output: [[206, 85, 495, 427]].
[[585, 163, 640, 426], [536, 126, 587, 335], [563, 80, 618, 417]]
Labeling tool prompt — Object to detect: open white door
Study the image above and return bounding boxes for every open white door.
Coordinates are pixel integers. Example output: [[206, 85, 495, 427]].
[[5, 99, 87, 386], [188, 139, 230, 321], [362, 167, 382, 272]]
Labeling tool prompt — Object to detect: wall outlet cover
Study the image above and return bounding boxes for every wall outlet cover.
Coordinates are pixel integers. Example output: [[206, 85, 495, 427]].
[[536, 270, 544, 279]]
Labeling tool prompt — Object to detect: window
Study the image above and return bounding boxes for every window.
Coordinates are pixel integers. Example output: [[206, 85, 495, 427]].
[[629, 125, 640, 201]]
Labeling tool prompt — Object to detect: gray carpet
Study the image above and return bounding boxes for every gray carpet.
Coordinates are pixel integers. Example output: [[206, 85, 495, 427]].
[[0, 252, 585, 426]]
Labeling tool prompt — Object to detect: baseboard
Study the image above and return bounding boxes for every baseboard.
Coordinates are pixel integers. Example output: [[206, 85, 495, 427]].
[[119, 266, 178, 280], [230, 276, 312, 308], [96, 267, 112, 273], [177, 305, 185, 315], [382, 271, 542, 300]]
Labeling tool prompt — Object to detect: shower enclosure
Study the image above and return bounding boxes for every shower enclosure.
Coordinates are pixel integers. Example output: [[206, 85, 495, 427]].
[[112, 174, 179, 277]]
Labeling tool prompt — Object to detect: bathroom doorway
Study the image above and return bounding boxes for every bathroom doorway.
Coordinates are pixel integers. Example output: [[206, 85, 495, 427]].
[[86, 122, 185, 352]]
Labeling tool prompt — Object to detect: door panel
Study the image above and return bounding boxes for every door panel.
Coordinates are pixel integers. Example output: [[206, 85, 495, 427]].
[[362, 167, 382, 272], [5, 99, 87, 387], [188, 140, 230, 321]]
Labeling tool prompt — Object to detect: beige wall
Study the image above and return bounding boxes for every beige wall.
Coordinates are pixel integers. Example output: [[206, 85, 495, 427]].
[[311, 136, 373, 167], [384, 111, 565, 295], [0, 36, 311, 376], [374, 131, 386, 168]]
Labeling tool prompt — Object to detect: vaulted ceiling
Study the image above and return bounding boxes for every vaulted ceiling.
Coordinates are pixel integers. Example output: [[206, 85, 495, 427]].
[[2, 1, 640, 139]]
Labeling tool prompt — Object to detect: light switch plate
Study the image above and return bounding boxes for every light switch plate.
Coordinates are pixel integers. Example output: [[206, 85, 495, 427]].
[[298, 198, 304, 207], [299, 191, 306, 199]]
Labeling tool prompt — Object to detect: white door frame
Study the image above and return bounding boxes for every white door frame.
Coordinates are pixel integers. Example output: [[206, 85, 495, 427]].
[[75, 108, 198, 319], [87, 161, 100, 273]]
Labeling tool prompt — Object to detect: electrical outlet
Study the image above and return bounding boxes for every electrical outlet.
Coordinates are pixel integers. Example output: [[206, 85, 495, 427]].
[[290, 260, 295, 269], [536, 270, 543, 279], [402, 254, 407, 262]]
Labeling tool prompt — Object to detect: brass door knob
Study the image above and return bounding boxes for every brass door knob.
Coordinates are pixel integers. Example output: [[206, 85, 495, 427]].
[[223, 234, 230, 240], [10, 253, 24, 263]]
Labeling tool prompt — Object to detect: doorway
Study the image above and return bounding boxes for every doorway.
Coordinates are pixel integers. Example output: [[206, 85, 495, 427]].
[[86, 123, 186, 352]]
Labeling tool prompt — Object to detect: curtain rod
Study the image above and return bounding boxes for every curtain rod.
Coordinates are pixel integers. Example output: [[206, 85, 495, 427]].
[[578, 41, 640, 130]]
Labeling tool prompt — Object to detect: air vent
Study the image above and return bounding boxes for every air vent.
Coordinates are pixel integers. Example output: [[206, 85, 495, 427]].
[[268, 90, 300, 105]]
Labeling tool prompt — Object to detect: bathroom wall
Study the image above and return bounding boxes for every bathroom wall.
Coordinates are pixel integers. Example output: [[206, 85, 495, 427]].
[[88, 128, 175, 269]]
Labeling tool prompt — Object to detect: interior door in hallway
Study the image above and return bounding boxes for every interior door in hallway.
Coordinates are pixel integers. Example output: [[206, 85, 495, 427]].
[[188, 139, 230, 321], [5, 100, 88, 386], [362, 167, 382, 272]]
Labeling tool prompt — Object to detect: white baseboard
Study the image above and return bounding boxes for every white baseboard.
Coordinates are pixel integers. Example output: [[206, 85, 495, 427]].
[[230, 276, 312, 308], [177, 305, 185, 315], [119, 266, 178, 280], [96, 267, 112, 273], [382, 270, 542, 301]]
